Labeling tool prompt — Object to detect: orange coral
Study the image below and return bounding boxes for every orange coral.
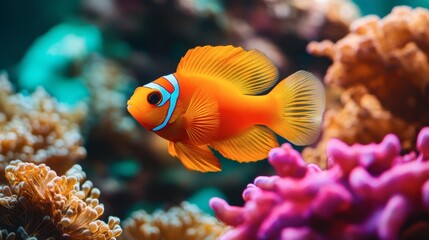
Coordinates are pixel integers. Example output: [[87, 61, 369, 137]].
[[121, 202, 227, 240], [308, 6, 429, 121], [0, 160, 122, 239], [0, 74, 87, 182], [306, 6, 429, 167]]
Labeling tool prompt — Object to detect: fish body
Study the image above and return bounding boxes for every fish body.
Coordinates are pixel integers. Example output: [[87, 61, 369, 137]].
[[150, 72, 274, 142], [127, 45, 325, 172]]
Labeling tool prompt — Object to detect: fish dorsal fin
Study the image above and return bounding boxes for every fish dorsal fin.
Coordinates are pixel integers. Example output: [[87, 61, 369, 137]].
[[210, 125, 278, 162], [177, 45, 279, 95], [168, 141, 221, 172], [183, 87, 220, 144]]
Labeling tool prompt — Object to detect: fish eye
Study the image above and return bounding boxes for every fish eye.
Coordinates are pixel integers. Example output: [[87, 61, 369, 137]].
[[147, 91, 162, 105]]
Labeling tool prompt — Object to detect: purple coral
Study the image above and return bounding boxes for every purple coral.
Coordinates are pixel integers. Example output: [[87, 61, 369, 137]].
[[210, 127, 429, 240]]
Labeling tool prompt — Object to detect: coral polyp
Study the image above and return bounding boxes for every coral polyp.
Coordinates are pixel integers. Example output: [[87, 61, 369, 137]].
[[211, 127, 429, 239]]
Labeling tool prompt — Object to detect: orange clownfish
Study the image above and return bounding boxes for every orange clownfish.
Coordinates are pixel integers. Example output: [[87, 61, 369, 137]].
[[127, 45, 325, 172]]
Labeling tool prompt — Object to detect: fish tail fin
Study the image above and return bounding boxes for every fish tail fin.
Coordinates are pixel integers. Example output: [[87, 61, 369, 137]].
[[268, 70, 325, 146]]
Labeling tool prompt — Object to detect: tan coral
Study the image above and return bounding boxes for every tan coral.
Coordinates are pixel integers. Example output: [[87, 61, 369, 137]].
[[121, 202, 228, 240], [0, 160, 122, 239], [306, 6, 429, 166], [0, 74, 87, 182], [308, 6, 429, 121]]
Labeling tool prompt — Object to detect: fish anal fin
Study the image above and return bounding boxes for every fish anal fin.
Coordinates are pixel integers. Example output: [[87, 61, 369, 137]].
[[177, 45, 279, 95], [170, 142, 221, 172], [210, 126, 278, 163], [184, 87, 219, 144]]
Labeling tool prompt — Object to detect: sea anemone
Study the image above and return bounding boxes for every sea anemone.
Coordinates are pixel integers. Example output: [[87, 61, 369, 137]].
[[210, 127, 429, 239], [0, 74, 87, 182], [122, 202, 227, 240], [0, 160, 122, 239]]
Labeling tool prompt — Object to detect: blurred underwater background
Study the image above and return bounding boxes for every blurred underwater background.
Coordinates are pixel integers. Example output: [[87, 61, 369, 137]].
[[1, 0, 429, 239]]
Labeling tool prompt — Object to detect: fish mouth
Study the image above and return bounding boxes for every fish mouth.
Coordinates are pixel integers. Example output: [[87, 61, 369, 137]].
[[127, 100, 140, 119], [127, 101, 151, 130]]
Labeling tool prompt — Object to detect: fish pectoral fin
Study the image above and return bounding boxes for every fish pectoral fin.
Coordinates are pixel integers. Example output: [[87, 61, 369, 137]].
[[169, 141, 221, 172], [168, 141, 177, 156], [183, 87, 220, 144], [210, 125, 278, 163], [177, 45, 278, 95]]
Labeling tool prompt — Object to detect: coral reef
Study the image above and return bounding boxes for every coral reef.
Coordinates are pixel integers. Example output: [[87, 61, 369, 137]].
[[210, 127, 429, 239], [306, 6, 429, 166], [0, 74, 87, 182], [0, 160, 122, 239], [121, 202, 227, 240]]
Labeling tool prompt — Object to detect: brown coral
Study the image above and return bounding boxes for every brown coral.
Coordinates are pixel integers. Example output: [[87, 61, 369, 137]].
[[0, 160, 122, 239], [121, 202, 227, 240], [306, 6, 429, 167], [0, 74, 87, 182]]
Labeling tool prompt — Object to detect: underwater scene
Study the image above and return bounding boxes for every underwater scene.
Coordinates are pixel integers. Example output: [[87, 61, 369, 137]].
[[1, 0, 429, 239]]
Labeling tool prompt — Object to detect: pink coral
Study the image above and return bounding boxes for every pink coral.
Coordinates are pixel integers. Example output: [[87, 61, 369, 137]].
[[210, 127, 429, 239]]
